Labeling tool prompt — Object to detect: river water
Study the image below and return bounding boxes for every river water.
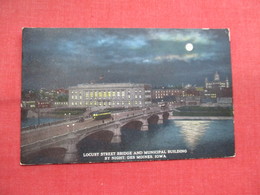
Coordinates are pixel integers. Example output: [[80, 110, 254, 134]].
[[22, 117, 63, 128], [126, 119, 234, 159], [22, 118, 234, 164], [78, 119, 235, 162]]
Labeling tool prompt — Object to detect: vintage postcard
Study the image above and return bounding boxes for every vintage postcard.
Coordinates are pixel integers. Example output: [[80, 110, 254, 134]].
[[21, 28, 234, 165]]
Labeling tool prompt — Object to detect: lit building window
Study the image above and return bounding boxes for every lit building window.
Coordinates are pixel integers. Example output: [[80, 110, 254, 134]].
[[72, 95, 74, 99]]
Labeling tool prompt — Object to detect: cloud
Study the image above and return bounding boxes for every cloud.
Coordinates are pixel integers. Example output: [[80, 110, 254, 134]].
[[155, 53, 199, 62], [148, 29, 216, 45], [22, 28, 231, 89]]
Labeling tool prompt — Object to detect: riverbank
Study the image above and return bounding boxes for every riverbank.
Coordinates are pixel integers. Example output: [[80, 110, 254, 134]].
[[172, 106, 233, 117], [169, 116, 233, 120]]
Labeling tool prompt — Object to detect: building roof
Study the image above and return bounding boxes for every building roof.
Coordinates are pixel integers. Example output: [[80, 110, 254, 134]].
[[68, 83, 150, 89]]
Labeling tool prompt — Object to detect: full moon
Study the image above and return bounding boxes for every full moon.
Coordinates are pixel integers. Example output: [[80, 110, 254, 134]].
[[185, 43, 193, 51]]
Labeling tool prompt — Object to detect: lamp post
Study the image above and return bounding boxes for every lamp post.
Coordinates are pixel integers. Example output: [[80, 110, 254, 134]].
[[68, 113, 71, 121], [72, 123, 75, 132]]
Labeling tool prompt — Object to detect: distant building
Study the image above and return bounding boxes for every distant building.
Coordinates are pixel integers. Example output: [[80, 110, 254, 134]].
[[152, 88, 183, 99], [152, 87, 203, 106], [22, 101, 36, 108], [151, 88, 183, 105], [53, 101, 69, 107], [36, 101, 52, 108], [185, 96, 201, 105], [205, 72, 229, 90], [68, 83, 151, 108], [203, 72, 232, 104], [217, 97, 233, 107]]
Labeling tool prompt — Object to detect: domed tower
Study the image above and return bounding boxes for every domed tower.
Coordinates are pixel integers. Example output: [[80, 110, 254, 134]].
[[214, 71, 220, 81]]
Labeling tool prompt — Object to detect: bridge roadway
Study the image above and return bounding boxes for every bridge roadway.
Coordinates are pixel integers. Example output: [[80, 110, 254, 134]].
[[21, 106, 171, 157]]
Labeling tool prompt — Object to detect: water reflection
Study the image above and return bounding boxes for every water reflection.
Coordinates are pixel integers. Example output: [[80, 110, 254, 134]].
[[174, 120, 210, 152]]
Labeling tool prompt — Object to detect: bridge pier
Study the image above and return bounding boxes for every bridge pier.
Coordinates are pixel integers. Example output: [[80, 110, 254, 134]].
[[63, 132, 78, 163], [140, 119, 149, 131], [111, 123, 122, 143], [158, 114, 164, 124]]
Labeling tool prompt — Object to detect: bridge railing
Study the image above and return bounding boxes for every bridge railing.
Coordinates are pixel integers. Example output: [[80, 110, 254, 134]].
[[21, 116, 81, 131]]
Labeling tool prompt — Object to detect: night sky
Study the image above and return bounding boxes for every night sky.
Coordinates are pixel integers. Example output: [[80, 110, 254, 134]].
[[22, 28, 232, 89]]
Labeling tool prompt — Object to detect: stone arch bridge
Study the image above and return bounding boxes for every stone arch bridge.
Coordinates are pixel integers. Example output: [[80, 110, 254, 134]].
[[21, 109, 172, 164]]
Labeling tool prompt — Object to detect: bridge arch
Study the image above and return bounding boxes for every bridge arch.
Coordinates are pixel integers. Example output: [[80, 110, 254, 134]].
[[76, 130, 116, 162], [147, 114, 159, 125], [121, 120, 143, 130], [76, 130, 114, 152]]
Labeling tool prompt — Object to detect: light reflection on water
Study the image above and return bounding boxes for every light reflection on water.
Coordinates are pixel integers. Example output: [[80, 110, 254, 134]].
[[119, 119, 234, 159], [174, 120, 210, 152]]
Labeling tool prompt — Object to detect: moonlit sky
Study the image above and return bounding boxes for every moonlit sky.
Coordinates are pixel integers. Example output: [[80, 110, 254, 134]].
[[22, 28, 232, 89]]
